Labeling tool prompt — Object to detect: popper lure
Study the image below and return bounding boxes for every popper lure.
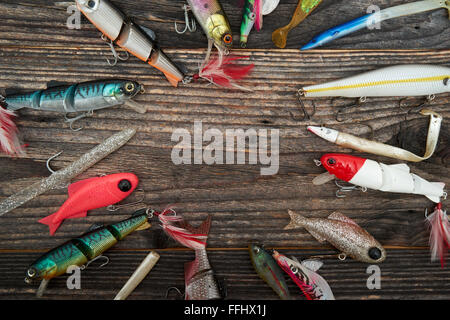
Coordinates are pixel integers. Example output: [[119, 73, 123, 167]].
[[25, 209, 153, 298], [298, 64, 450, 120], [39, 173, 139, 235], [75, 0, 185, 87], [307, 109, 443, 162], [272, 251, 335, 300], [159, 212, 223, 300], [315, 153, 446, 203], [285, 210, 386, 263], [240, 0, 280, 48], [0, 128, 136, 216], [272, 0, 323, 49], [426, 203, 450, 267], [249, 244, 291, 300], [301, 0, 450, 50]]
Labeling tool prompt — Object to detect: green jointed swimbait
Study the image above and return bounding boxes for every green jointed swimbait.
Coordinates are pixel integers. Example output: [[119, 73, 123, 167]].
[[25, 209, 152, 296]]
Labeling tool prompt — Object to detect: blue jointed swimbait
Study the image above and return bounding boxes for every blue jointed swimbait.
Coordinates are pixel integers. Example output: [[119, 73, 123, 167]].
[[301, 0, 450, 50]]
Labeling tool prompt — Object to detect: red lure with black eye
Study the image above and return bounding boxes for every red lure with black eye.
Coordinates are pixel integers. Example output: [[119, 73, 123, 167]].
[[320, 154, 366, 182], [39, 173, 139, 235]]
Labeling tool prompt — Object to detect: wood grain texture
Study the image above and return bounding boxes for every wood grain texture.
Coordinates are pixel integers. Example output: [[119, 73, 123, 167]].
[[0, 0, 449, 300]]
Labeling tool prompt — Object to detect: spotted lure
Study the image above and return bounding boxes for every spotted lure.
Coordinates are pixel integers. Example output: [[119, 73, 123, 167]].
[[301, 0, 450, 50]]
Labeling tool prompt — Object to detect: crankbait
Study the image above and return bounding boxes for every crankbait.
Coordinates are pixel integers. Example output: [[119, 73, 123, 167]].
[[426, 203, 450, 267], [298, 64, 450, 121], [272, 0, 322, 49], [39, 173, 139, 235], [285, 210, 386, 264], [249, 244, 291, 300], [25, 208, 153, 297], [301, 0, 450, 50], [315, 153, 446, 203], [272, 251, 335, 300], [0, 81, 142, 155], [240, 0, 280, 48], [307, 109, 443, 162], [75, 0, 185, 87], [159, 211, 223, 300], [0, 128, 136, 216]]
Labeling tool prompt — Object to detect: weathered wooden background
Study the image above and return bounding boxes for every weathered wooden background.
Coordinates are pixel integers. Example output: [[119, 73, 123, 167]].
[[0, 0, 449, 300]]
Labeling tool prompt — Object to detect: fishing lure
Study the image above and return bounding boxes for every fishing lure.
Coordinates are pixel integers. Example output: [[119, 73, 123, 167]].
[[426, 203, 450, 267], [315, 153, 446, 203], [75, 0, 185, 87], [249, 244, 291, 300], [298, 64, 450, 121], [272, 0, 322, 49], [159, 211, 222, 300], [25, 208, 153, 297], [307, 109, 443, 162], [301, 0, 450, 50], [285, 210, 386, 264], [272, 251, 335, 300], [240, 0, 280, 48], [0, 128, 136, 216], [39, 173, 139, 235]]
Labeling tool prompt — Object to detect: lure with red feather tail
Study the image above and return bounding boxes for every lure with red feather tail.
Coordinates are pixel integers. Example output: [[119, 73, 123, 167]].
[[0, 99, 24, 156], [426, 203, 450, 267]]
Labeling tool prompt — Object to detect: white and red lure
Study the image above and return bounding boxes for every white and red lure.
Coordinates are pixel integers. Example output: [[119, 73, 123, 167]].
[[0, 104, 23, 156], [314, 153, 446, 203], [426, 203, 450, 267]]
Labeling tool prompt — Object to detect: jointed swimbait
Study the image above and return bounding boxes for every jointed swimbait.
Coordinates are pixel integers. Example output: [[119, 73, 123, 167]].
[[25, 209, 152, 297], [249, 244, 291, 300], [75, 0, 185, 87], [301, 0, 450, 50], [285, 210, 386, 263], [307, 109, 443, 162], [316, 153, 446, 203]]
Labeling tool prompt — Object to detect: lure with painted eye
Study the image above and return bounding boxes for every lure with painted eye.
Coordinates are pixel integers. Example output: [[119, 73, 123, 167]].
[[38, 173, 139, 235], [25, 209, 152, 297]]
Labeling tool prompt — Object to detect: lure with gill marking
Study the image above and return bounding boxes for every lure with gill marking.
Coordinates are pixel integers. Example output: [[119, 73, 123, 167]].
[[159, 211, 223, 300], [272, 251, 335, 300], [75, 0, 185, 87], [301, 0, 450, 50], [39, 173, 139, 235], [249, 244, 291, 300], [285, 210, 386, 264], [316, 154, 446, 203], [25, 209, 152, 297]]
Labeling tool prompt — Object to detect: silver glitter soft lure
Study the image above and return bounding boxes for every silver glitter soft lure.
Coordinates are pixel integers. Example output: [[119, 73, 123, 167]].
[[285, 210, 386, 263], [0, 128, 136, 216]]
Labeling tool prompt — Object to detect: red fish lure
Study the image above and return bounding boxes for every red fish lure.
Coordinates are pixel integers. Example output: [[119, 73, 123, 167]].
[[39, 173, 138, 235]]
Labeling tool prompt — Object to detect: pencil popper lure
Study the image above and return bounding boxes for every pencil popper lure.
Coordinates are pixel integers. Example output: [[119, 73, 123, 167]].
[[314, 153, 446, 203], [39, 173, 139, 235], [0, 128, 136, 216], [426, 203, 450, 267], [307, 109, 443, 162], [176, 0, 255, 90], [76, 0, 185, 87], [0, 80, 143, 155], [240, 0, 280, 48], [272, 251, 334, 300], [158, 211, 223, 300], [297, 64, 450, 121], [301, 0, 450, 50], [272, 0, 322, 49], [25, 208, 153, 298], [285, 210, 386, 264], [249, 244, 291, 300]]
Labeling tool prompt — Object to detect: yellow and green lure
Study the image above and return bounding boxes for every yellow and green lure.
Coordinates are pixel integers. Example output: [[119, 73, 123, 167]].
[[24, 209, 151, 296]]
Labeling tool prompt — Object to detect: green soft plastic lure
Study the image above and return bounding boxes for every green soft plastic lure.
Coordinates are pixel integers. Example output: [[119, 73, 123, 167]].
[[24, 209, 152, 297]]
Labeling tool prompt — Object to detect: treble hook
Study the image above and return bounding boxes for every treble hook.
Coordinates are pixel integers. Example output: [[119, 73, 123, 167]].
[[335, 97, 366, 122], [46, 151, 63, 174], [335, 180, 367, 198], [399, 94, 436, 115], [64, 110, 94, 132], [290, 89, 316, 121], [101, 34, 129, 66], [107, 189, 146, 211], [175, 5, 196, 34], [81, 255, 110, 270]]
